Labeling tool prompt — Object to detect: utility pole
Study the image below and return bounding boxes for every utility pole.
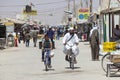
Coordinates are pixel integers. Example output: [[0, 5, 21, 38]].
[[73, 0, 76, 17], [108, 0, 111, 9], [119, 13, 120, 25], [90, 0, 92, 13], [86, 0, 88, 8], [99, 0, 101, 6], [73, 0, 77, 30], [80, 0, 83, 8], [68, 0, 70, 12], [67, 0, 70, 27]]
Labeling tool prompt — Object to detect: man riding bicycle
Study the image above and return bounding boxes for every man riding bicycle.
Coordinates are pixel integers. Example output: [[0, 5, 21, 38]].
[[63, 27, 79, 63]]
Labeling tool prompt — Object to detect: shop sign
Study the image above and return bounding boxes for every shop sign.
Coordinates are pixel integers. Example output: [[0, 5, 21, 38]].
[[78, 8, 90, 22]]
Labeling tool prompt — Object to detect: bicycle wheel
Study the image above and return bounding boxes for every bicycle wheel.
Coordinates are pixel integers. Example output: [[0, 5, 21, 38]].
[[101, 52, 111, 72], [69, 57, 72, 68], [69, 54, 74, 69], [44, 52, 48, 71], [45, 57, 48, 71]]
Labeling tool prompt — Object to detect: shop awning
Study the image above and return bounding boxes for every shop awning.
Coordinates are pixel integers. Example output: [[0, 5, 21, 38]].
[[4, 22, 14, 26], [101, 7, 120, 14]]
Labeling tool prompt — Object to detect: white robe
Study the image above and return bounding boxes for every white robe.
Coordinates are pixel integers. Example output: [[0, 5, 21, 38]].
[[63, 33, 79, 56]]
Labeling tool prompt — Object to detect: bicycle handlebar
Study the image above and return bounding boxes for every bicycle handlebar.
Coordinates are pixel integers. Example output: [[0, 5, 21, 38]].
[[66, 43, 74, 47], [43, 48, 51, 50]]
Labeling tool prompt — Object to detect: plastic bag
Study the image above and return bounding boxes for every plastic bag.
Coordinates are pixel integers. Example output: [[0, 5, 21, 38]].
[[50, 51, 55, 57]]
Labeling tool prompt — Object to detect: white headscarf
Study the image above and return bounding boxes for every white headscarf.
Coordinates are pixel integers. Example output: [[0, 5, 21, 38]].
[[68, 27, 74, 31], [89, 25, 98, 37]]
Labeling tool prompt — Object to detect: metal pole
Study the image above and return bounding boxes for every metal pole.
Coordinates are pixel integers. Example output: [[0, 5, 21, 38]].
[[80, 0, 83, 8], [68, 0, 70, 27], [73, 0, 76, 17], [108, 0, 111, 9], [86, 0, 88, 8], [90, 0, 92, 13], [73, 0, 77, 29], [119, 14, 120, 25], [99, 0, 101, 6], [68, 0, 70, 11], [112, 13, 114, 38]]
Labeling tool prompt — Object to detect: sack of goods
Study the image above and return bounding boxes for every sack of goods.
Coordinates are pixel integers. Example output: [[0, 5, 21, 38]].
[[111, 55, 120, 63]]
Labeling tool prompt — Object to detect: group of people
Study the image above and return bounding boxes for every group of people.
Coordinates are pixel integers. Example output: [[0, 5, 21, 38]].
[[23, 27, 39, 47], [40, 23, 100, 67], [14, 23, 120, 69], [41, 27, 80, 67], [20, 23, 100, 68], [18, 23, 100, 68]]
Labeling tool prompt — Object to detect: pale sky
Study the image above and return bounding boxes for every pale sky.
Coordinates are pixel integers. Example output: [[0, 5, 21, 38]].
[[0, 0, 99, 26]]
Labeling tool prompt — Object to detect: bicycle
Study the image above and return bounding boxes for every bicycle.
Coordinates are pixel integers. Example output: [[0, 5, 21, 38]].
[[101, 43, 120, 77], [43, 48, 51, 71]]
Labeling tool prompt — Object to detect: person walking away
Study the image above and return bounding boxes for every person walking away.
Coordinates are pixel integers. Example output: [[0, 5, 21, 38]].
[[63, 27, 79, 63], [14, 33, 18, 47], [32, 28, 38, 47], [89, 23, 99, 61], [46, 27, 55, 49], [113, 25, 120, 41], [56, 28, 61, 40], [41, 34, 52, 68], [17, 32, 21, 44], [64, 28, 68, 35], [22, 30, 26, 43], [78, 30, 82, 41], [25, 31, 31, 47]]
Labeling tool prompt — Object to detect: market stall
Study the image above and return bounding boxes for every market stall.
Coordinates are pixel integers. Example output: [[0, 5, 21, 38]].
[[0, 23, 6, 48], [4, 21, 15, 47], [99, 0, 120, 56], [100, 7, 120, 42]]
